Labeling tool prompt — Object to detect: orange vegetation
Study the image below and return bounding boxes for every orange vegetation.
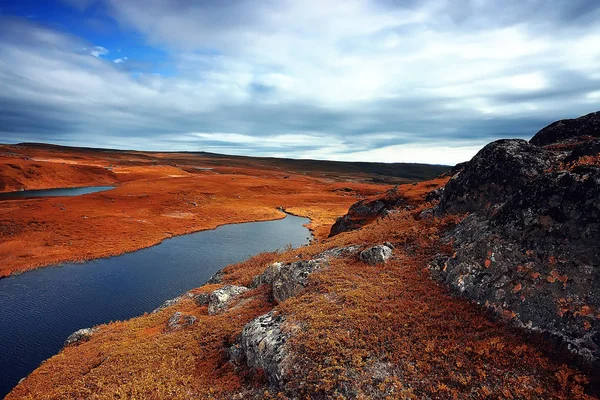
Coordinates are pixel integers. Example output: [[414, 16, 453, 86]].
[[9, 198, 596, 399], [0, 144, 398, 277]]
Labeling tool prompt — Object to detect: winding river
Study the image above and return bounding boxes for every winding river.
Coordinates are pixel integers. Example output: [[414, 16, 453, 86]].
[[0, 214, 311, 398]]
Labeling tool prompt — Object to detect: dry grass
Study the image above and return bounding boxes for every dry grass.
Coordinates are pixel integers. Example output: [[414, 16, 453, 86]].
[[9, 196, 596, 399]]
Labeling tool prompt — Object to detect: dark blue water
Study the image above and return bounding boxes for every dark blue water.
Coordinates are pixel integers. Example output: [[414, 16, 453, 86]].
[[0, 186, 114, 200], [0, 215, 311, 398]]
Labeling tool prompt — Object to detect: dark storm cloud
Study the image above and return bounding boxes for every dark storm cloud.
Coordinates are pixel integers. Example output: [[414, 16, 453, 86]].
[[1, 1, 600, 164]]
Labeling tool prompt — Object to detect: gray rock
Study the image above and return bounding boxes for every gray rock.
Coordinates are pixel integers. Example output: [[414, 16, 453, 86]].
[[253, 259, 327, 303], [193, 292, 211, 306], [165, 312, 197, 332], [425, 186, 444, 202], [233, 311, 289, 387], [360, 245, 393, 265], [152, 296, 184, 314], [208, 285, 249, 315], [315, 245, 360, 259], [64, 327, 97, 346]]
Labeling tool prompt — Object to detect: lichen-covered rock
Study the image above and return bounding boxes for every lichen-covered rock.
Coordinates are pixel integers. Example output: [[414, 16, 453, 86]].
[[433, 166, 600, 366], [232, 311, 290, 387], [360, 245, 393, 265], [165, 312, 197, 332], [530, 111, 600, 147], [253, 259, 327, 303], [193, 292, 211, 306], [64, 327, 97, 346], [208, 285, 249, 315], [436, 139, 556, 214]]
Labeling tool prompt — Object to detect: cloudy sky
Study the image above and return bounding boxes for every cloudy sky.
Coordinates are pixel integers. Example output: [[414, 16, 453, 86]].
[[1, 0, 599, 165]]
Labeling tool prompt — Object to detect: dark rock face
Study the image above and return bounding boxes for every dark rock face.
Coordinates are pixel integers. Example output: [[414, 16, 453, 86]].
[[329, 187, 407, 236], [253, 259, 327, 303], [433, 165, 600, 366], [436, 139, 556, 214], [431, 111, 600, 367], [530, 111, 600, 147]]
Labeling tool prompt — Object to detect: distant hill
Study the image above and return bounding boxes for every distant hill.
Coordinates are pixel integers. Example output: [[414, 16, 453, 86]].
[[13, 142, 451, 183]]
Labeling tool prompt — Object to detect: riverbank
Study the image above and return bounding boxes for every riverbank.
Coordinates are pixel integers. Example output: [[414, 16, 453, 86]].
[[0, 144, 414, 277]]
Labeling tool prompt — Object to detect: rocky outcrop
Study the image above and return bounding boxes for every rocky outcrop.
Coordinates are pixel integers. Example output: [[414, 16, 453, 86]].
[[431, 121, 600, 367], [230, 311, 290, 387], [329, 187, 407, 236], [64, 327, 97, 347], [530, 111, 600, 147], [360, 245, 393, 265], [253, 259, 327, 303], [165, 312, 197, 332], [208, 285, 249, 315], [436, 139, 556, 215]]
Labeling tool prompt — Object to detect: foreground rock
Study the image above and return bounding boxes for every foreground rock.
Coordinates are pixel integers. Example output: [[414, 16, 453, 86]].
[[360, 245, 393, 265], [253, 259, 327, 303], [64, 327, 97, 347], [208, 285, 249, 315], [230, 311, 290, 387], [432, 125, 600, 367]]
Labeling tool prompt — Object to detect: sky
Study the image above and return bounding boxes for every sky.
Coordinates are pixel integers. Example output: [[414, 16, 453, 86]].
[[0, 0, 599, 165]]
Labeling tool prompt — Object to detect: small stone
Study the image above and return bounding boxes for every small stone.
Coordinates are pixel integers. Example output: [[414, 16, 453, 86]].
[[165, 312, 197, 332], [64, 327, 97, 346], [360, 245, 393, 265], [208, 285, 249, 315]]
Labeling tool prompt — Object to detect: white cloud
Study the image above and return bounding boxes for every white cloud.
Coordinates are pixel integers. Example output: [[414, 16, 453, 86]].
[[85, 45, 109, 57], [1, 1, 600, 164]]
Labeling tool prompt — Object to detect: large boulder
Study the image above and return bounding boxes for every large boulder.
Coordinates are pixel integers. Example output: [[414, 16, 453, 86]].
[[432, 166, 600, 366], [208, 285, 249, 315], [231, 311, 290, 387], [253, 259, 327, 303], [530, 111, 600, 147], [436, 139, 556, 214]]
